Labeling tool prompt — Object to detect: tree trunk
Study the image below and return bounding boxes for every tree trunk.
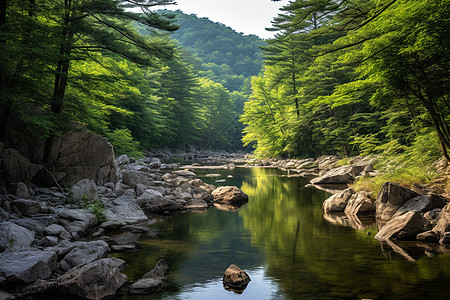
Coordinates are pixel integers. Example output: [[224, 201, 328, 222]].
[[0, 0, 8, 143]]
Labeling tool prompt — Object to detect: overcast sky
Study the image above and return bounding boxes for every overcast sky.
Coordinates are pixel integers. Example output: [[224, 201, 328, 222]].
[[163, 0, 288, 39]]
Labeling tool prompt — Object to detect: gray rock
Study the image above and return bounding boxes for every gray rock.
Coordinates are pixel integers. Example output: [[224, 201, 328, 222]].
[[129, 259, 169, 295], [212, 186, 248, 206], [344, 192, 375, 215], [185, 199, 209, 210], [0, 221, 35, 252], [122, 170, 152, 188], [2, 148, 43, 183], [115, 154, 130, 167], [138, 189, 163, 203], [111, 244, 138, 252], [104, 196, 149, 226], [58, 258, 127, 300], [10, 199, 41, 216], [375, 182, 419, 224], [69, 179, 98, 202], [60, 240, 110, 271], [12, 182, 29, 198], [173, 170, 196, 178], [0, 207, 10, 221], [311, 165, 354, 184], [322, 189, 354, 213], [36, 236, 59, 247], [11, 216, 57, 237], [0, 250, 57, 284], [375, 211, 425, 241], [140, 196, 185, 214], [44, 224, 70, 240], [393, 194, 447, 217], [433, 203, 450, 235], [416, 230, 440, 243], [110, 257, 127, 272], [0, 291, 16, 300]]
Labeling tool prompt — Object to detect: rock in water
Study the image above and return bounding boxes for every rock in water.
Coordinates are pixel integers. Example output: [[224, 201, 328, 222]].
[[129, 259, 170, 295], [212, 186, 248, 206], [222, 264, 251, 291], [57, 258, 127, 300]]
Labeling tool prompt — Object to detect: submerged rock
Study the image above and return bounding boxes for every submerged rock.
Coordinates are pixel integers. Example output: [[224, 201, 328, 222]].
[[129, 259, 170, 295], [222, 264, 251, 293]]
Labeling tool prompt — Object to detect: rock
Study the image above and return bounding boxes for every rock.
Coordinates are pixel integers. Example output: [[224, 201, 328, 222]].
[[0, 250, 57, 284], [375, 211, 425, 241], [115, 154, 130, 167], [104, 196, 149, 226], [0, 221, 35, 252], [212, 186, 248, 206], [44, 224, 70, 240], [129, 259, 169, 295], [60, 240, 110, 271], [433, 203, 450, 238], [393, 194, 447, 217], [140, 196, 185, 214], [322, 189, 354, 213], [222, 264, 251, 289], [122, 170, 152, 188], [10, 199, 42, 216], [375, 182, 419, 224], [315, 155, 339, 170], [58, 208, 98, 238], [311, 165, 355, 184], [12, 182, 29, 198], [111, 244, 139, 252], [138, 189, 163, 203], [36, 236, 59, 247], [173, 170, 196, 178], [16, 279, 58, 298], [58, 258, 127, 300], [110, 257, 127, 272], [0, 291, 15, 300], [45, 128, 117, 186], [440, 232, 450, 244], [11, 216, 56, 237], [69, 178, 97, 202], [2, 148, 43, 182], [185, 199, 209, 210], [417, 230, 440, 243], [344, 192, 375, 215]]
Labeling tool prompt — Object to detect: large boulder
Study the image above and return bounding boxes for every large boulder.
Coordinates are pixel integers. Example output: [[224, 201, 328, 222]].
[[59, 240, 110, 271], [139, 196, 185, 214], [433, 203, 450, 242], [10, 199, 42, 216], [122, 170, 152, 188], [322, 189, 354, 213], [0, 221, 35, 252], [311, 165, 354, 184], [212, 186, 248, 206], [1, 148, 43, 183], [45, 128, 117, 186], [222, 264, 251, 289], [393, 194, 448, 218], [375, 182, 419, 224], [57, 258, 127, 300], [129, 259, 170, 295], [344, 191, 375, 215], [58, 208, 98, 239], [104, 196, 149, 226], [375, 211, 425, 241], [0, 250, 57, 284]]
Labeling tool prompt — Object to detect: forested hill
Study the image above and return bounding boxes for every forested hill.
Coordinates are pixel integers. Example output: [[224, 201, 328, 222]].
[[148, 10, 264, 92]]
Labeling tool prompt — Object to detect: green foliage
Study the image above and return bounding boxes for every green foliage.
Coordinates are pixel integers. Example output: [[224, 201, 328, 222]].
[[107, 128, 143, 159], [82, 197, 106, 223]]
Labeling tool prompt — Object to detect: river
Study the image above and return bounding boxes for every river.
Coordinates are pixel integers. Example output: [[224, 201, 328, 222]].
[[117, 167, 450, 299]]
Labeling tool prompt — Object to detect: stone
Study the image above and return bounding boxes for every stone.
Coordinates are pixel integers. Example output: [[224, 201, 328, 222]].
[[110, 257, 127, 272], [111, 244, 138, 252], [45, 128, 117, 186], [375, 211, 425, 241], [58, 208, 98, 228], [440, 232, 450, 244], [2, 148, 43, 183], [344, 192, 375, 215], [60, 240, 110, 271], [393, 194, 448, 218], [0, 250, 57, 284], [0, 221, 35, 252], [375, 182, 419, 224], [10, 199, 41, 216], [416, 230, 440, 243], [222, 264, 251, 289], [311, 165, 355, 184], [129, 259, 169, 295], [36, 236, 59, 247], [122, 170, 152, 188], [185, 199, 209, 210], [212, 186, 248, 206], [12, 182, 29, 198], [104, 196, 149, 226], [173, 170, 196, 178], [11, 216, 56, 237], [140, 196, 185, 214], [322, 189, 354, 213], [58, 258, 127, 300], [0, 291, 15, 300], [16, 279, 58, 298], [115, 154, 130, 167], [69, 179, 97, 202], [44, 224, 70, 240], [433, 203, 450, 235]]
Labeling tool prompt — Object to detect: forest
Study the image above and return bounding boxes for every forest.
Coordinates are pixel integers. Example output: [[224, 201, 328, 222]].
[[0, 0, 449, 174], [0, 1, 262, 159]]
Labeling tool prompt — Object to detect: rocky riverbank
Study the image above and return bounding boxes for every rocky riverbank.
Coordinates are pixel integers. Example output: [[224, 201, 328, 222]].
[[0, 153, 250, 299]]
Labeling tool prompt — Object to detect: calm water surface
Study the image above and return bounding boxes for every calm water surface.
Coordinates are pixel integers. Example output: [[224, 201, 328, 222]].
[[118, 167, 450, 299]]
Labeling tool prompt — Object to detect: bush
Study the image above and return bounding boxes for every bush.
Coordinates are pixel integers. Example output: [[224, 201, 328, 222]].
[[107, 128, 143, 159]]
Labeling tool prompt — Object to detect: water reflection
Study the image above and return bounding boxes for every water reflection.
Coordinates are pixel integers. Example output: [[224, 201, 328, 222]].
[[119, 167, 450, 300]]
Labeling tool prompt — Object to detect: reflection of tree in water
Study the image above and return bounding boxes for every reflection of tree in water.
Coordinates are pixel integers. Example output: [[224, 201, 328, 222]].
[[239, 168, 450, 299]]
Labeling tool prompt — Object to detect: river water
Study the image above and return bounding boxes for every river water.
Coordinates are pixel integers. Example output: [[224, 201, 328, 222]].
[[118, 167, 450, 299]]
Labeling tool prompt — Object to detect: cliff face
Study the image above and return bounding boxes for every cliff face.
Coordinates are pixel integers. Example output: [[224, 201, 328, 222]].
[[0, 128, 117, 187]]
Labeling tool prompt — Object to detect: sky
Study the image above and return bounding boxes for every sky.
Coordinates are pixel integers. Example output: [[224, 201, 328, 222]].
[[162, 0, 288, 39]]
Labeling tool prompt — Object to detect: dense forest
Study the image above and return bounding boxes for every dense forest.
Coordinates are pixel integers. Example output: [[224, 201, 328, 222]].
[[0, 1, 262, 158], [241, 0, 449, 186]]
